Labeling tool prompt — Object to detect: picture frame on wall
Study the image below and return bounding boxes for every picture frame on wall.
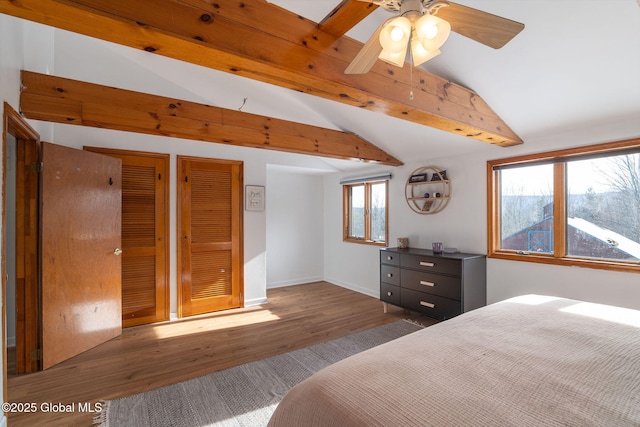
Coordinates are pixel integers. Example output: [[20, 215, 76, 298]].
[[409, 173, 428, 183], [245, 185, 265, 211]]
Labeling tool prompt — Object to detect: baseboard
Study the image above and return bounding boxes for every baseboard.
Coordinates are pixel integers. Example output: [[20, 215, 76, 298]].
[[323, 278, 379, 299], [168, 296, 269, 319], [266, 276, 323, 289], [245, 297, 268, 307], [166, 279, 373, 319]]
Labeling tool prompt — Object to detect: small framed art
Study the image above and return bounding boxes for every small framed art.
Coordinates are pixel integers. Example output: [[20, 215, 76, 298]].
[[245, 185, 265, 211], [409, 173, 428, 183]]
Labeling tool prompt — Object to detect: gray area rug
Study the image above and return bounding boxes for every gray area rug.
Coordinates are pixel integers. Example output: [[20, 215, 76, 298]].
[[95, 320, 424, 427]]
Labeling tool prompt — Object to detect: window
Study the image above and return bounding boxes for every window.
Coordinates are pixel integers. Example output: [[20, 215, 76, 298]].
[[343, 178, 388, 245], [488, 137, 640, 273]]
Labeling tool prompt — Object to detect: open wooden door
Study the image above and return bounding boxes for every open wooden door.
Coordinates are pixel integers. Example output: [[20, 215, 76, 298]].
[[40, 142, 122, 369]]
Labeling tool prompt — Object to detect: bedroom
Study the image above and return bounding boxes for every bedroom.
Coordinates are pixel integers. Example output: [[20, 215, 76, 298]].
[[1, 0, 639, 426]]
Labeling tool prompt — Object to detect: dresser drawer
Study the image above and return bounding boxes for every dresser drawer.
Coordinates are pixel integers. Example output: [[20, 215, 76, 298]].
[[401, 289, 461, 320], [380, 265, 400, 286], [401, 269, 461, 300], [401, 254, 461, 276], [380, 283, 401, 306], [380, 251, 400, 266]]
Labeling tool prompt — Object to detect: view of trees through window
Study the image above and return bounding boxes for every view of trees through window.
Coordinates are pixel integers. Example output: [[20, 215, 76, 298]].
[[567, 155, 640, 250], [498, 153, 640, 262], [500, 164, 553, 249], [344, 180, 387, 244]]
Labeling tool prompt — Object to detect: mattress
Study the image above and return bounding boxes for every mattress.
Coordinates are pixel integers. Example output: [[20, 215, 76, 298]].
[[268, 295, 640, 426]]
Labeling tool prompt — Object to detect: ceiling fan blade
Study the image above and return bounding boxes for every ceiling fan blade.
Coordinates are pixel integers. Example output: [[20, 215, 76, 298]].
[[344, 24, 384, 74], [318, 0, 380, 39], [437, 2, 525, 49]]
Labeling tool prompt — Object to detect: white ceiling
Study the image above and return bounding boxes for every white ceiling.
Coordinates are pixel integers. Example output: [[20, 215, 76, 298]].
[[267, 0, 640, 166], [34, 0, 640, 173]]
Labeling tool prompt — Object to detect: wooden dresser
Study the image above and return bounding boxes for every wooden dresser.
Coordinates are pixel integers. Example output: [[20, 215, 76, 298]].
[[380, 247, 486, 320]]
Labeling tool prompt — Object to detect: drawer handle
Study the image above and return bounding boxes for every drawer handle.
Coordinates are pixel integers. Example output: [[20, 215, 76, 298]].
[[387, 291, 393, 297], [420, 280, 435, 287], [420, 261, 435, 267], [420, 301, 435, 309], [387, 273, 393, 278], [387, 256, 393, 261]]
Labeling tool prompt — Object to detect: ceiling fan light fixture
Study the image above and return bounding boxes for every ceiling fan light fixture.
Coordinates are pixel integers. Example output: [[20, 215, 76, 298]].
[[414, 13, 451, 51], [411, 38, 441, 66], [379, 45, 409, 67], [379, 16, 411, 54]]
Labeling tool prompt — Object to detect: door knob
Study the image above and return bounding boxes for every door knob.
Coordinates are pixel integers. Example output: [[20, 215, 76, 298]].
[[113, 248, 123, 256]]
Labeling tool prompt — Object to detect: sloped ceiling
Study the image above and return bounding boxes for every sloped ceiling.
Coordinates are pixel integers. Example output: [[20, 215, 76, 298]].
[[7, 0, 640, 173], [271, 0, 640, 164]]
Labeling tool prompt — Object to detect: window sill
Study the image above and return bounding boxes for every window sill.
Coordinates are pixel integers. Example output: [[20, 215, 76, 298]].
[[489, 251, 640, 274], [344, 239, 387, 247]]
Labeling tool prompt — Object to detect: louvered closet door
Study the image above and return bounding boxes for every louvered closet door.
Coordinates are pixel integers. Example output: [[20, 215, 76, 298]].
[[86, 148, 169, 327], [178, 157, 243, 317]]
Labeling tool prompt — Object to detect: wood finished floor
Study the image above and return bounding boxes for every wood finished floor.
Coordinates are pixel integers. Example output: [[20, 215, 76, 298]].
[[7, 282, 436, 426]]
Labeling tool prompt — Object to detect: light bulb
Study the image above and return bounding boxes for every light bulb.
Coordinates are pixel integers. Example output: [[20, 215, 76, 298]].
[[415, 14, 451, 51], [379, 16, 411, 54], [424, 23, 439, 40], [390, 26, 405, 42]]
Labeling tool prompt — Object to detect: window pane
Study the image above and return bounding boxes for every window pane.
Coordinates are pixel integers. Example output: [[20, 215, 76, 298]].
[[349, 185, 365, 239], [566, 154, 640, 262], [370, 182, 386, 242], [499, 164, 554, 253]]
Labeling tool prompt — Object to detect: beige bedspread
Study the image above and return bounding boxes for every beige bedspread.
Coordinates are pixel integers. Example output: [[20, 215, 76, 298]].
[[268, 295, 640, 426]]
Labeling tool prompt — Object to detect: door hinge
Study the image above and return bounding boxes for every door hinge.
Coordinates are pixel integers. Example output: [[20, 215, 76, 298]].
[[31, 348, 42, 361], [31, 162, 43, 173]]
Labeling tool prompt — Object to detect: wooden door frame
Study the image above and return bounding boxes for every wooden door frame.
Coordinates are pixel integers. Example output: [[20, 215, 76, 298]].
[[2, 102, 41, 392]]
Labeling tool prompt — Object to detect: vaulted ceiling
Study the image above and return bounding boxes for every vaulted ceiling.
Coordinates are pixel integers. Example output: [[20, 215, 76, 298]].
[[3, 0, 640, 172]]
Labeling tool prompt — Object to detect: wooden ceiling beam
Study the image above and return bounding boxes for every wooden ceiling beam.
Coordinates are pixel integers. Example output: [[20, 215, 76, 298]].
[[1, 0, 523, 147], [318, 0, 379, 39], [20, 71, 403, 166]]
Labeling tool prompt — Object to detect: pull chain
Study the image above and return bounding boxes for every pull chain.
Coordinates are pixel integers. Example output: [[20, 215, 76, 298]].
[[409, 53, 415, 101]]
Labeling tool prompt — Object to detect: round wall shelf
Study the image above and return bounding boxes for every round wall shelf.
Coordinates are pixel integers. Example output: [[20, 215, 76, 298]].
[[405, 166, 451, 214]]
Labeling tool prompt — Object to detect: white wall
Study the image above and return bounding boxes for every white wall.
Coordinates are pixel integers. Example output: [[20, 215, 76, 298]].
[[1, 18, 638, 413], [41, 26, 269, 312], [324, 118, 640, 310], [266, 167, 324, 288], [9, 21, 340, 314]]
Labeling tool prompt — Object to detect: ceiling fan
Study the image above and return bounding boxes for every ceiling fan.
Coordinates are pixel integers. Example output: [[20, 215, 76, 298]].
[[344, 0, 525, 74]]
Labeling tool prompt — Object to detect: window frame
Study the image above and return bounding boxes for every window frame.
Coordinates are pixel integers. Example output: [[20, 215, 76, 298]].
[[343, 179, 389, 246], [487, 137, 640, 274]]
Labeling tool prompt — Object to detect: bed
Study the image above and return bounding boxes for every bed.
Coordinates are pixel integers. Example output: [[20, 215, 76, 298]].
[[268, 295, 640, 426]]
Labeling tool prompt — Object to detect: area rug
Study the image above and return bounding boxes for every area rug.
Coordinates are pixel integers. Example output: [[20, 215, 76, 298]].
[[95, 319, 425, 427]]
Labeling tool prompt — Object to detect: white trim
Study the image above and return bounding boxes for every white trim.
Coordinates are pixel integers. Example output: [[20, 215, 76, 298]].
[[323, 278, 379, 299], [244, 297, 268, 307], [169, 297, 269, 320], [266, 276, 324, 289]]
